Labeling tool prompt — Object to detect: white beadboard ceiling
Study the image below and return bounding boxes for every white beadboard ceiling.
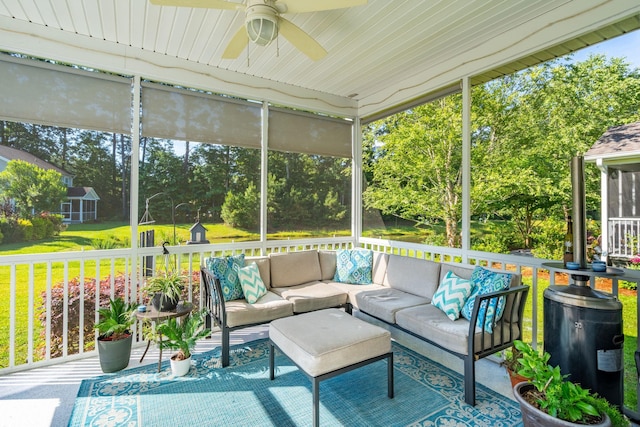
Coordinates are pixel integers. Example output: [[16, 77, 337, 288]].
[[0, 0, 639, 118]]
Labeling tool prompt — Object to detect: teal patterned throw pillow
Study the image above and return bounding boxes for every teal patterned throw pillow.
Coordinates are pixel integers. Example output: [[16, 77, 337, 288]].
[[207, 254, 245, 301], [432, 271, 473, 321], [461, 266, 511, 333], [333, 248, 373, 284], [238, 263, 267, 304]]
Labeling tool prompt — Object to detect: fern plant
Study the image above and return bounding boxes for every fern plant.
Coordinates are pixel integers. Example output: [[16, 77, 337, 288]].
[[95, 297, 136, 341], [156, 309, 211, 360]]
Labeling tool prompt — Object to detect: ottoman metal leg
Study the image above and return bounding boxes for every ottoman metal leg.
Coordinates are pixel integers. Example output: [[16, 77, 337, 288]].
[[313, 378, 320, 427], [388, 352, 394, 398], [269, 341, 275, 380]]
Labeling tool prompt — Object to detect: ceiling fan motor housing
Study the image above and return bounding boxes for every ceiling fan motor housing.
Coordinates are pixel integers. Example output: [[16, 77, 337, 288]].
[[245, 1, 279, 46]]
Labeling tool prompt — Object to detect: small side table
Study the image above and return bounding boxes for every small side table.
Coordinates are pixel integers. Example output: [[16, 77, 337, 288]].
[[135, 303, 193, 372]]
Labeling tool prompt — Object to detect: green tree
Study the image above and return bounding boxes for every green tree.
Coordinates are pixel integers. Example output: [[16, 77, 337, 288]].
[[0, 160, 66, 217], [221, 182, 260, 229], [472, 55, 640, 248], [363, 95, 463, 247]]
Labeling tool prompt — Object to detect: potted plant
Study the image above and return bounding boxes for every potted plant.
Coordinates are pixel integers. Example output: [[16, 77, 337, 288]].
[[501, 344, 528, 388], [143, 270, 185, 312], [512, 340, 628, 427], [95, 297, 137, 373], [156, 309, 211, 376]]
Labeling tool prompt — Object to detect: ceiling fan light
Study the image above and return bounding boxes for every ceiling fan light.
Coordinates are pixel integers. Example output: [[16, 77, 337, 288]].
[[246, 16, 278, 46]]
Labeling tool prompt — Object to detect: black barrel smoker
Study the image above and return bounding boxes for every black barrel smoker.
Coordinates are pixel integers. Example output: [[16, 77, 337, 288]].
[[543, 156, 624, 407], [544, 282, 624, 407]]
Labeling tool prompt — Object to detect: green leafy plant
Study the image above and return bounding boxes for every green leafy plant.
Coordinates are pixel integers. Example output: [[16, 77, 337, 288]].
[[95, 297, 137, 341], [156, 309, 211, 360], [143, 270, 185, 303], [513, 340, 629, 425]]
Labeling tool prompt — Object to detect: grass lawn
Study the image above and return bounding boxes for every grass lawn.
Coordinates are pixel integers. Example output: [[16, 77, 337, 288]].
[[0, 222, 637, 409]]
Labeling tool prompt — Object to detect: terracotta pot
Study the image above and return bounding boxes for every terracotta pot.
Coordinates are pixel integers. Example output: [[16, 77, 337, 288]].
[[507, 368, 528, 388], [514, 382, 611, 427]]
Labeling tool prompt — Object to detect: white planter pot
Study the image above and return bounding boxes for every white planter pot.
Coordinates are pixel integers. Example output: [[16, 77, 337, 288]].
[[170, 354, 191, 377]]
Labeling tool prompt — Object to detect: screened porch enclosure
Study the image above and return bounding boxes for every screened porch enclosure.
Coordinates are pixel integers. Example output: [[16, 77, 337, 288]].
[[1, 2, 640, 420]]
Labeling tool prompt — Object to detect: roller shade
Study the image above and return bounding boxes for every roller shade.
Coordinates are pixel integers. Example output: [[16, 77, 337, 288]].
[[268, 107, 352, 158], [141, 82, 261, 148], [0, 55, 132, 133]]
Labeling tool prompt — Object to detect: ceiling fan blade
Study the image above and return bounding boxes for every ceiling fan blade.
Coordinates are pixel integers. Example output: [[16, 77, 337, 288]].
[[222, 25, 249, 59], [279, 0, 367, 14], [278, 18, 327, 61], [149, 0, 241, 10]]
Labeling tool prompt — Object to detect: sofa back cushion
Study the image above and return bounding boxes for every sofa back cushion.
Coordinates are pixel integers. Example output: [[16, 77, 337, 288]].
[[270, 250, 321, 287], [245, 256, 271, 288], [319, 250, 336, 280], [383, 255, 441, 300], [372, 251, 389, 285]]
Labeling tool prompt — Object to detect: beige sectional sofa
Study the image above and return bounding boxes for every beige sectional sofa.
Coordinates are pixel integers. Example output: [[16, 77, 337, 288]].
[[201, 248, 529, 406]]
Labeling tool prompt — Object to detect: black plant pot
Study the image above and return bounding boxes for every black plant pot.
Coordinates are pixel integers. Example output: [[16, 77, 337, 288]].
[[514, 382, 611, 427], [151, 292, 179, 312], [97, 333, 132, 373]]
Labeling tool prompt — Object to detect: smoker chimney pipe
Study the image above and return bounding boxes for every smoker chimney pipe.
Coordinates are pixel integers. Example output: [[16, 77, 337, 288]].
[[571, 156, 588, 270]]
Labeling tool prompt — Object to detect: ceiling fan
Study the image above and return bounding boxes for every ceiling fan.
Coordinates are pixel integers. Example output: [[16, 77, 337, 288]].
[[150, 0, 367, 61]]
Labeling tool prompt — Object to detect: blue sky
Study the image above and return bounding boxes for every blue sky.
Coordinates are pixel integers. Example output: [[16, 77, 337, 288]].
[[570, 29, 640, 68]]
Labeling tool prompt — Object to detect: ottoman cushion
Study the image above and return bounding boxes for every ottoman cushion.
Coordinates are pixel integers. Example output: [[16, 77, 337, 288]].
[[269, 308, 391, 377]]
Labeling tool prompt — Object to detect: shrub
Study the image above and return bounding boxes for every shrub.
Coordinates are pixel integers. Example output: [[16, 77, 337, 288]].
[[18, 218, 34, 241], [38, 269, 201, 359], [0, 217, 23, 243], [30, 216, 48, 240], [621, 254, 640, 291]]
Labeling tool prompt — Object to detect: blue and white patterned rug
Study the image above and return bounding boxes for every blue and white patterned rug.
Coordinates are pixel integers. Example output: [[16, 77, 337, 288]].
[[69, 339, 522, 426]]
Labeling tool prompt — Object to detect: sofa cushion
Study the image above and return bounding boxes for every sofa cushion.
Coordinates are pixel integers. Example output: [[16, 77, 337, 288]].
[[371, 251, 389, 285], [245, 256, 271, 288], [238, 263, 268, 304], [384, 255, 440, 300], [395, 304, 519, 356], [461, 266, 512, 333], [319, 250, 337, 280], [355, 287, 430, 323], [224, 291, 293, 328], [334, 248, 373, 284], [431, 271, 473, 321], [270, 250, 321, 287], [207, 254, 245, 301], [324, 281, 387, 308], [269, 282, 348, 313]]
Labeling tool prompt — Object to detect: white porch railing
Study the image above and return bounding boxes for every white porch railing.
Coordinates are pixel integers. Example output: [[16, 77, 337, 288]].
[[0, 236, 637, 376], [609, 217, 640, 258]]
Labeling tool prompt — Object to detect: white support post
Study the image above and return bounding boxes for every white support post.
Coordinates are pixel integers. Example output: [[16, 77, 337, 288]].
[[352, 117, 362, 248], [461, 77, 471, 260], [596, 159, 609, 261], [260, 102, 269, 255], [130, 75, 141, 300]]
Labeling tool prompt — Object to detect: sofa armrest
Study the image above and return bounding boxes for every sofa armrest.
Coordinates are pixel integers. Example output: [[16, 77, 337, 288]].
[[467, 284, 530, 359], [201, 267, 227, 329]]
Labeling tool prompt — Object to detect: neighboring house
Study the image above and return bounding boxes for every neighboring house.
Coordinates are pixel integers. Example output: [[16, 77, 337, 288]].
[[0, 145, 100, 223], [585, 121, 640, 259]]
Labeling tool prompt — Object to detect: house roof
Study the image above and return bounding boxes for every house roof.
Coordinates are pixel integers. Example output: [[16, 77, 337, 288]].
[[66, 187, 100, 200], [584, 121, 640, 170], [0, 1, 639, 119], [0, 145, 72, 177]]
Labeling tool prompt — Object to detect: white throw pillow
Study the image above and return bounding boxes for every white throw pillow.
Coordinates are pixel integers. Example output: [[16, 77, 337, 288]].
[[238, 263, 267, 304], [432, 270, 473, 321]]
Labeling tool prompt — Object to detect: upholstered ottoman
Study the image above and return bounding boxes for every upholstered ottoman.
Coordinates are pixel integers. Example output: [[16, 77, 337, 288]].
[[269, 308, 393, 427]]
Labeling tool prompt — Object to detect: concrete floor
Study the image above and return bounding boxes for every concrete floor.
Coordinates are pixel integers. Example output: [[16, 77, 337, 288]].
[[0, 312, 515, 427]]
